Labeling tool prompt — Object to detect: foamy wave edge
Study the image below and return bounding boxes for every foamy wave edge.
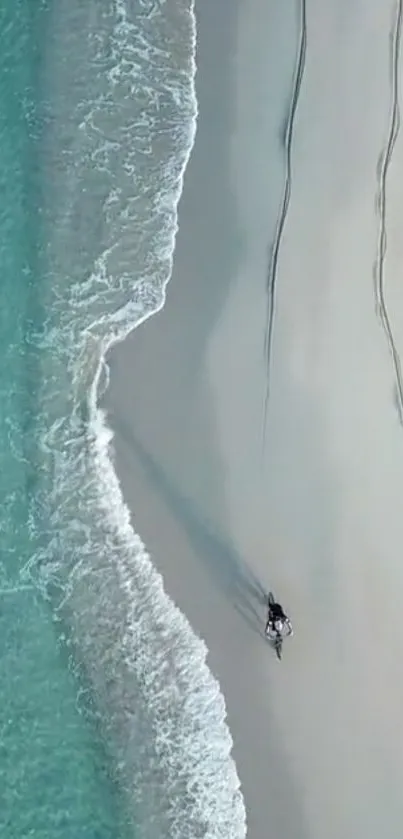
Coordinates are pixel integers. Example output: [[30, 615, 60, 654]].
[[86, 2, 247, 837]]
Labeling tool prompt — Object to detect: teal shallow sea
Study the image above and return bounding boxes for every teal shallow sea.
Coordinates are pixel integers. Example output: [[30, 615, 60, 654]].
[[0, 2, 131, 836], [0, 1, 246, 837]]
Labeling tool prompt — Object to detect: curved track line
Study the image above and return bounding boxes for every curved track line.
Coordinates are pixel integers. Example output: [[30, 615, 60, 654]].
[[374, 0, 403, 424], [261, 0, 307, 451]]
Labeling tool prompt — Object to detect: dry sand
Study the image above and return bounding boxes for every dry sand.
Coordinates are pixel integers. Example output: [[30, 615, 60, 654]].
[[105, 0, 403, 836]]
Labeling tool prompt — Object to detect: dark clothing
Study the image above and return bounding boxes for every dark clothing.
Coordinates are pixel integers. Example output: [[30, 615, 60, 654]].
[[269, 602, 286, 622], [266, 601, 287, 637]]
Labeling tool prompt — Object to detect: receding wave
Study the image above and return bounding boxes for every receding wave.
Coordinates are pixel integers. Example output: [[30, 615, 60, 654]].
[[23, 1, 246, 837]]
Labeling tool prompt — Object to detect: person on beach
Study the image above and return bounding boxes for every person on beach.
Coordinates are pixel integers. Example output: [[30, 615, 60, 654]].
[[265, 597, 292, 639]]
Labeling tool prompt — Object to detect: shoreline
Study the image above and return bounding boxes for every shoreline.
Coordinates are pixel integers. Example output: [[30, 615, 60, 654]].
[[106, 0, 403, 837], [105, 2, 306, 837]]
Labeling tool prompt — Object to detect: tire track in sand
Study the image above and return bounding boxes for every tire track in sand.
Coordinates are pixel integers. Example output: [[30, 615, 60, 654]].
[[374, 0, 403, 424], [262, 0, 307, 451]]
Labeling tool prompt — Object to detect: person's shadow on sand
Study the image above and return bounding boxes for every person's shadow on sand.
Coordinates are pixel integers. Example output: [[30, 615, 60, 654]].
[[110, 413, 268, 637]]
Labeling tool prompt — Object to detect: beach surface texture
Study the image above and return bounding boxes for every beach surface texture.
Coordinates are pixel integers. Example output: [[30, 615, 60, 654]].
[[106, 1, 403, 837]]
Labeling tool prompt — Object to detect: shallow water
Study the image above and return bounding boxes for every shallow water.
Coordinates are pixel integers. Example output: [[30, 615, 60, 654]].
[[0, 1, 246, 836]]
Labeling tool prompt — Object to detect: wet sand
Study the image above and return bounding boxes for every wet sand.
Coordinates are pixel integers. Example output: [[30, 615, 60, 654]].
[[105, 1, 403, 836]]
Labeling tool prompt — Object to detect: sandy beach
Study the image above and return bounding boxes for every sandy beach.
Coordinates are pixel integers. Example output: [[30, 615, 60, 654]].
[[105, 1, 403, 836]]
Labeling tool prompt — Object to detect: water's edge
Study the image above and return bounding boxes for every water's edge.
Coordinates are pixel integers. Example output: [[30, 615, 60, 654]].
[[6, 1, 247, 837]]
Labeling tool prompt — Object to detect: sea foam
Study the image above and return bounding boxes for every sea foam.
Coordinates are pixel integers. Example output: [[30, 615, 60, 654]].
[[28, 0, 247, 837]]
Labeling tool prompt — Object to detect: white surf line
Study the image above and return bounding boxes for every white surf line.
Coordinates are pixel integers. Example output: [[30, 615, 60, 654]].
[[0, 585, 34, 596], [88, 358, 247, 839], [373, 0, 403, 424], [261, 0, 307, 453], [80, 2, 247, 834]]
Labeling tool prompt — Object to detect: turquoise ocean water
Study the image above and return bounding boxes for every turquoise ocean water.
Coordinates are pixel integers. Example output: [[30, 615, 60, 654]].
[[0, 1, 246, 837]]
